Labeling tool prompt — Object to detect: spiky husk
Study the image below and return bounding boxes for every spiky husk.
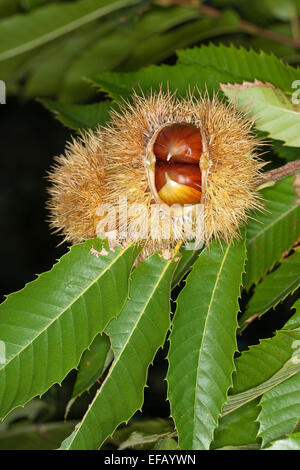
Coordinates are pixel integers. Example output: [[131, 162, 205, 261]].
[[47, 131, 107, 243], [48, 90, 263, 255]]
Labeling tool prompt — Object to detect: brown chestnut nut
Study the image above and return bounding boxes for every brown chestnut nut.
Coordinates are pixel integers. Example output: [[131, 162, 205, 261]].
[[155, 161, 202, 206], [153, 123, 202, 164]]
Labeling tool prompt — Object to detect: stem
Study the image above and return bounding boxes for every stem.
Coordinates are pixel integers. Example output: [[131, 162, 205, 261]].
[[258, 160, 300, 187], [160, 0, 300, 50]]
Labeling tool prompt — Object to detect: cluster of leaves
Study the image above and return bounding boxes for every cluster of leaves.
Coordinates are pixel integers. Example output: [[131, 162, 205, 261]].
[[0, 0, 239, 102], [2, 0, 300, 104], [0, 0, 300, 451]]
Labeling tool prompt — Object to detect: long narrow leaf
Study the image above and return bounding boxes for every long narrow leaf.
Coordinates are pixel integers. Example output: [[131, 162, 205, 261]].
[[258, 372, 300, 446], [223, 329, 300, 415], [60, 252, 178, 450], [223, 354, 300, 416], [0, 239, 138, 419], [167, 238, 246, 450], [240, 250, 300, 329], [0, 0, 141, 61], [244, 175, 300, 289], [232, 330, 300, 394]]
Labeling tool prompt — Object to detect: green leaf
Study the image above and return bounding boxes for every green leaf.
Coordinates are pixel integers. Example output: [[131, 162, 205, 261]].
[[124, 10, 240, 70], [59, 5, 203, 102], [171, 247, 201, 288], [167, 238, 246, 450], [0, 398, 53, 432], [153, 436, 179, 450], [272, 138, 300, 162], [244, 175, 300, 289], [0, 239, 139, 419], [111, 418, 173, 445], [60, 253, 178, 450], [0, 49, 33, 93], [118, 431, 176, 450], [264, 432, 300, 450], [240, 250, 300, 330], [0, 421, 77, 450], [58, 30, 138, 104], [223, 346, 300, 416], [72, 333, 112, 399], [130, 4, 201, 34], [0, 0, 19, 18], [211, 400, 260, 449], [40, 99, 114, 130], [89, 63, 234, 101], [64, 332, 113, 419], [0, 0, 142, 62], [239, 0, 296, 23], [1, 4, 198, 100], [221, 81, 300, 148], [258, 372, 300, 446], [232, 329, 300, 395], [177, 44, 300, 94], [222, 328, 300, 416], [284, 299, 300, 330], [23, 24, 111, 99], [9, 6, 141, 100]]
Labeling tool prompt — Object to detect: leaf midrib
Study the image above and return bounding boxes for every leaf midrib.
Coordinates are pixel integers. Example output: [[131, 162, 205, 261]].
[[222, 353, 300, 416], [192, 243, 231, 447]]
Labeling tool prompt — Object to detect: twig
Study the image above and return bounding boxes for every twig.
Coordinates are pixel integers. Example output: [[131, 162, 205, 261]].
[[257, 160, 300, 187], [160, 0, 300, 50]]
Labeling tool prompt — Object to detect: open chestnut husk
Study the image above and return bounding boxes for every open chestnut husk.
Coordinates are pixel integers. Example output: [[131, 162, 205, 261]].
[[48, 90, 263, 257]]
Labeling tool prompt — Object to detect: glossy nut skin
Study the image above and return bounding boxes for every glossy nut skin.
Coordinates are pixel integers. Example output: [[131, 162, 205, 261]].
[[155, 161, 202, 206], [153, 123, 202, 164]]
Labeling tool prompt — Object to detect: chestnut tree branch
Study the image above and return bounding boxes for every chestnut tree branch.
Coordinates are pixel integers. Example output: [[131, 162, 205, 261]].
[[258, 160, 300, 187]]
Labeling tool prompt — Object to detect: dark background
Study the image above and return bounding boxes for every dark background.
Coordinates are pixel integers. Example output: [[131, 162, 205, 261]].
[[0, 98, 70, 302]]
